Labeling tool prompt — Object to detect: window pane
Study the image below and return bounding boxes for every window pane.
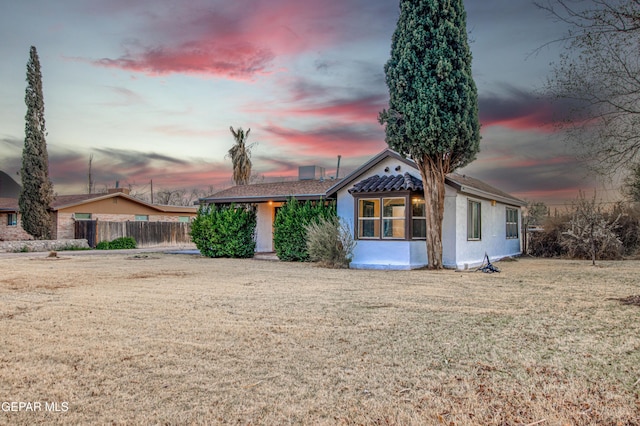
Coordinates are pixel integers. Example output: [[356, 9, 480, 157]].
[[412, 219, 426, 238], [383, 219, 405, 238], [359, 199, 379, 218], [468, 201, 481, 240], [383, 198, 405, 218], [135, 215, 149, 221], [359, 219, 380, 238], [74, 213, 92, 220], [412, 198, 425, 217], [179, 216, 190, 223], [7, 213, 17, 226]]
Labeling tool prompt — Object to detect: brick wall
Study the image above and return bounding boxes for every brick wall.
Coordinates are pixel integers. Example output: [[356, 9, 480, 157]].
[[0, 213, 34, 241]]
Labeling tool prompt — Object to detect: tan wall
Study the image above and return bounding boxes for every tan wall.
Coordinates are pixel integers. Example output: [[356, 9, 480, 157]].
[[0, 213, 33, 241]]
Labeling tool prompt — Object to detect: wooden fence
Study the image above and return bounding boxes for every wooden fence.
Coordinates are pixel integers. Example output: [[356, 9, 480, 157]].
[[75, 220, 192, 248]]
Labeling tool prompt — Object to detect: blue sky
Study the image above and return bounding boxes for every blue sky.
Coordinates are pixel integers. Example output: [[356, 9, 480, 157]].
[[0, 0, 603, 205]]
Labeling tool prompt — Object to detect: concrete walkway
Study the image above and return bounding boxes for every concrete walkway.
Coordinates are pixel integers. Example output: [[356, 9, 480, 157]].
[[0, 245, 202, 259]]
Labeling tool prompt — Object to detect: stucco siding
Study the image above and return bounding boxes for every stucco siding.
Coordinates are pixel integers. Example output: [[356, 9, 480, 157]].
[[452, 195, 522, 269], [350, 240, 425, 270]]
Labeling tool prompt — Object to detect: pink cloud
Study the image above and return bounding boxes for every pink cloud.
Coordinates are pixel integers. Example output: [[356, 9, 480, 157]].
[[91, 0, 348, 79], [264, 123, 386, 158]]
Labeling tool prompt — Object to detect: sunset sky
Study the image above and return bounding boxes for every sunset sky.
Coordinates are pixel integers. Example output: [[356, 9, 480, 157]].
[[0, 0, 611, 205]]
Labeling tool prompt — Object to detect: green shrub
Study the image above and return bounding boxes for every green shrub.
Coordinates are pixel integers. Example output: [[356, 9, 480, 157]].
[[273, 198, 336, 261], [96, 237, 137, 250], [190, 204, 256, 258], [95, 240, 110, 250], [305, 216, 355, 268], [109, 237, 137, 249]]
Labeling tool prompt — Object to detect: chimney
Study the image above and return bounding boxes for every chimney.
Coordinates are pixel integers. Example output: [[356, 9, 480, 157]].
[[108, 187, 131, 195], [298, 165, 325, 180]]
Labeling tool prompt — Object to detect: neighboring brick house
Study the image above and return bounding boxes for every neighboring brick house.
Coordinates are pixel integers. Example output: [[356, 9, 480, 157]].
[[0, 198, 33, 241], [0, 188, 198, 241]]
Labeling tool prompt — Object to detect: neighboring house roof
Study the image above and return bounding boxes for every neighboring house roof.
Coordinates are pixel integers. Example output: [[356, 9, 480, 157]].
[[0, 171, 21, 198], [51, 192, 198, 214], [349, 173, 423, 194], [0, 192, 197, 214], [328, 148, 525, 207], [0, 197, 18, 212], [201, 179, 339, 204]]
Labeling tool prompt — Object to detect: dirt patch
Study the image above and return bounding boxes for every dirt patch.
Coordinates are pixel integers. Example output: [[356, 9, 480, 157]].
[[0, 255, 638, 425]]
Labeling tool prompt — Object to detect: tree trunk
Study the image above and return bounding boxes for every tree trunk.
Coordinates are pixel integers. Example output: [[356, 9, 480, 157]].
[[416, 156, 448, 270]]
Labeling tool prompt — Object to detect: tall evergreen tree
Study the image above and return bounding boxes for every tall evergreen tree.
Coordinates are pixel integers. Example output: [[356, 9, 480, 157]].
[[379, 0, 480, 269], [19, 46, 54, 239]]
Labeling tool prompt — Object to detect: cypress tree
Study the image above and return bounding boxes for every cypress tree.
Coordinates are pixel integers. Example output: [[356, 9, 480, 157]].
[[379, 0, 480, 269], [19, 46, 54, 239]]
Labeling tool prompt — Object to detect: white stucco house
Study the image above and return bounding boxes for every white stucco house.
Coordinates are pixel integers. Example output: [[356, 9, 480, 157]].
[[201, 148, 525, 269]]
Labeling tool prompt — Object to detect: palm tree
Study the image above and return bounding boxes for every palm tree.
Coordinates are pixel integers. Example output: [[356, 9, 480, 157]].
[[227, 126, 255, 185]]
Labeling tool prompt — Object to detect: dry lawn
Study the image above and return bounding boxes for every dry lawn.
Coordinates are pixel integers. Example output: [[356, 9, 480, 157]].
[[0, 252, 639, 425]]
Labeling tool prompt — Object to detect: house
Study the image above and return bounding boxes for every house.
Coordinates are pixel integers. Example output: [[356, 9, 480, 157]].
[[50, 188, 197, 240], [201, 149, 525, 269], [0, 187, 198, 242], [329, 149, 525, 269]]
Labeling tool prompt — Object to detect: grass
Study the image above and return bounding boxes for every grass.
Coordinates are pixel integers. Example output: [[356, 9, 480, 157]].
[[0, 254, 638, 425]]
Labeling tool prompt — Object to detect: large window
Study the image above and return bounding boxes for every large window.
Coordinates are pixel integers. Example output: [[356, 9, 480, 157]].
[[7, 213, 17, 226], [506, 207, 519, 239], [357, 195, 425, 240], [382, 198, 405, 239], [467, 200, 481, 240]]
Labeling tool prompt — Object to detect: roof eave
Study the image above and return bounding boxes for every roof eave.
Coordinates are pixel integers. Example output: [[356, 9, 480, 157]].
[[454, 184, 526, 207], [201, 193, 333, 204]]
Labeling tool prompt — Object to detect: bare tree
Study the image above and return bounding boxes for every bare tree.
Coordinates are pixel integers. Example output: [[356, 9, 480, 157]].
[[538, 0, 640, 173], [562, 191, 622, 265]]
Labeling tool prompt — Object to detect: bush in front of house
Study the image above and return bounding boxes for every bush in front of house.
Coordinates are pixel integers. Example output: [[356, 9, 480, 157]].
[[273, 198, 336, 261], [96, 237, 137, 250], [305, 216, 355, 268], [190, 204, 256, 258]]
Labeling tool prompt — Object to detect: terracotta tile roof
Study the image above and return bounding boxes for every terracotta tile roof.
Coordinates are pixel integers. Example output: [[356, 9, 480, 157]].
[[345, 171, 524, 206], [202, 179, 339, 203], [348, 173, 423, 193]]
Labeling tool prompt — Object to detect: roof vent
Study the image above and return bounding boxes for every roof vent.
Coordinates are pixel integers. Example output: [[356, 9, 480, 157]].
[[298, 165, 325, 180]]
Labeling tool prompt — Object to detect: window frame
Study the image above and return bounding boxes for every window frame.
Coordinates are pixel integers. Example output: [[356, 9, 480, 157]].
[[7, 213, 17, 226], [411, 197, 426, 239], [467, 199, 482, 241], [357, 198, 381, 239], [74, 213, 92, 220], [506, 207, 519, 239]]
